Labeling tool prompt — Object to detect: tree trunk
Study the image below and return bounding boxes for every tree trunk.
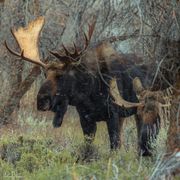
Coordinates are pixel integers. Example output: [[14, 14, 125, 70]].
[[166, 75, 180, 153], [0, 66, 41, 125]]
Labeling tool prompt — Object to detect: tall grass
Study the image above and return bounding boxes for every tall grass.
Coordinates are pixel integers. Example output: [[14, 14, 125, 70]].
[[0, 109, 168, 179]]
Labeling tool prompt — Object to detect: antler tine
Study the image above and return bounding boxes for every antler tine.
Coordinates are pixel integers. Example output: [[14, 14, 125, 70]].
[[62, 43, 80, 61], [88, 20, 96, 41], [83, 32, 89, 49], [49, 50, 63, 59], [49, 50, 67, 62], [72, 42, 79, 56], [5, 41, 46, 68], [62, 44, 71, 56], [81, 18, 96, 53], [21, 51, 47, 68], [4, 40, 21, 57]]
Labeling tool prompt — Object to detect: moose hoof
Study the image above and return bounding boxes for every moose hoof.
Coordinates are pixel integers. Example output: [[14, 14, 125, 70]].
[[53, 121, 62, 128], [140, 149, 153, 157]]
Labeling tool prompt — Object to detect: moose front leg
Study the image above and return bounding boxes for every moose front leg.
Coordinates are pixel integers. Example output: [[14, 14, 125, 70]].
[[76, 97, 97, 144], [80, 116, 97, 144], [52, 98, 68, 128], [106, 105, 120, 150]]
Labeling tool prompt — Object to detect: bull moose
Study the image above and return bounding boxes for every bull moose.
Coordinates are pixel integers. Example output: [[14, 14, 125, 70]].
[[5, 17, 165, 156]]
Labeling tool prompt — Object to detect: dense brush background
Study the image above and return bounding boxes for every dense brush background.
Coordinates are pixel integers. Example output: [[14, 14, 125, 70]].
[[0, 0, 179, 179]]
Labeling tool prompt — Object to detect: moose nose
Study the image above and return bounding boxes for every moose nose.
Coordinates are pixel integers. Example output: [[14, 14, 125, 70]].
[[42, 100, 51, 111], [37, 98, 51, 111]]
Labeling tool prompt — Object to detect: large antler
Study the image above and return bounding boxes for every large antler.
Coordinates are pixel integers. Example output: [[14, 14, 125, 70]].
[[133, 77, 166, 104], [110, 78, 143, 108], [5, 17, 47, 68], [50, 18, 96, 64]]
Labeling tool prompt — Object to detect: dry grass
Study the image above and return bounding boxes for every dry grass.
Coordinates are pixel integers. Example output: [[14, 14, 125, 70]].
[[0, 106, 171, 179]]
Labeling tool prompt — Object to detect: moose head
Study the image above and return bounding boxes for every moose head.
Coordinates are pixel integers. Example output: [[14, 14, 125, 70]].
[[133, 77, 165, 124], [5, 17, 96, 109]]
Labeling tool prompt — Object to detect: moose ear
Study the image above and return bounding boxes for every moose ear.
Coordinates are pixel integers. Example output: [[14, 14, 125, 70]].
[[133, 77, 144, 95]]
